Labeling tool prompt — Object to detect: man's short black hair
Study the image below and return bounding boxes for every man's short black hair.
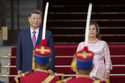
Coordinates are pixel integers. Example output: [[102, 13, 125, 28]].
[[28, 9, 42, 17]]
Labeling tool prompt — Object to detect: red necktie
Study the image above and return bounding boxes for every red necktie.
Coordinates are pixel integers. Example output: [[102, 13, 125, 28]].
[[32, 31, 36, 47]]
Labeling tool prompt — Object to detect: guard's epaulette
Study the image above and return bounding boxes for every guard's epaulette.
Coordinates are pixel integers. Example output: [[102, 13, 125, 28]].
[[93, 80, 101, 83], [94, 79, 110, 83]]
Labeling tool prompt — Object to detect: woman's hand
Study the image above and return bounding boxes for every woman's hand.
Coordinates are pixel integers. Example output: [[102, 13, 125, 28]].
[[105, 71, 110, 79]]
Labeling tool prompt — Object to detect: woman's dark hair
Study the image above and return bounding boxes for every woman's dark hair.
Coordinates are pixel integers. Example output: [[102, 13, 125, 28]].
[[90, 21, 100, 38]]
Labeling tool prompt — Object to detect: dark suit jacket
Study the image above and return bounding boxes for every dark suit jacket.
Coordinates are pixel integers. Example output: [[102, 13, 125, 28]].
[[16, 27, 55, 73]]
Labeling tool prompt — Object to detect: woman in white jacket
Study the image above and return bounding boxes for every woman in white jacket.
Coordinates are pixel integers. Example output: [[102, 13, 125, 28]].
[[76, 21, 112, 81]]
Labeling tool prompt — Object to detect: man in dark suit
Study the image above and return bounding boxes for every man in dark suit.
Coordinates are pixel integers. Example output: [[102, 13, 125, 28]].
[[16, 9, 55, 75]]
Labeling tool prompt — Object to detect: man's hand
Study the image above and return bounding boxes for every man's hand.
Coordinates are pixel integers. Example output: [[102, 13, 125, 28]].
[[17, 71, 22, 75], [48, 69, 55, 75], [15, 71, 23, 83], [17, 71, 26, 77]]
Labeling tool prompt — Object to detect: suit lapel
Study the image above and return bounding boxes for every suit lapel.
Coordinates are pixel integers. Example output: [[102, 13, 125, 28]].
[[26, 27, 43, 48], [27, 28, 34, 49], [36, 27, 42, 46]]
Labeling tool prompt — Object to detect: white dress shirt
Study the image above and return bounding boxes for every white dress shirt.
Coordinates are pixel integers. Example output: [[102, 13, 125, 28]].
[[30, 28, 39, 42]]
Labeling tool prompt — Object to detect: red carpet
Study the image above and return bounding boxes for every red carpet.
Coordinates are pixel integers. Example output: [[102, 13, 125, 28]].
[[9, 44, 125, 83]]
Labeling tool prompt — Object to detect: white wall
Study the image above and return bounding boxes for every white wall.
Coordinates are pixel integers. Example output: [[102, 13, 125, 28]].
[[0, 46, 11, 83]]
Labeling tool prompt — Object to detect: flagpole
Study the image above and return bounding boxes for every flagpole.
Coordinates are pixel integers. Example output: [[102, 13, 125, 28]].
[[85, 3, 92, 45], [42, 2, 49, 40]]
